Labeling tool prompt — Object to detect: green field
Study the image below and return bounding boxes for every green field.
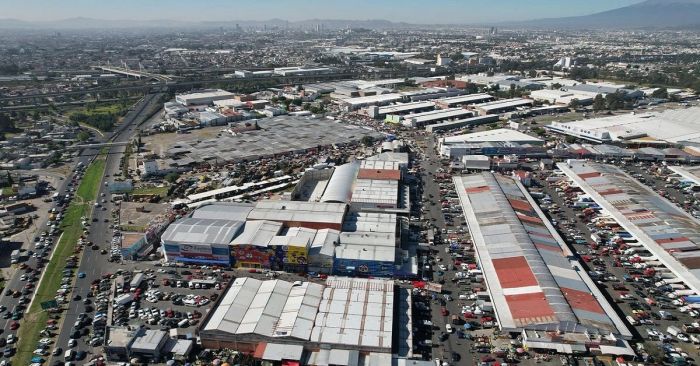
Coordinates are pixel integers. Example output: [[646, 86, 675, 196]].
[[13, 156, 106, 366], [132, 185, 169, 198]]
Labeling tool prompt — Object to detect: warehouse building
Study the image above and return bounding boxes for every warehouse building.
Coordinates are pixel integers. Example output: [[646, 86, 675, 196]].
[[338, 93, 404, 111], [365, 101, 435, 119], [558, 160, 700, 295], [438, 129, 544, 159], [453, 172, 633, 355], [334, 212, 399, 278], [529, 89, 593, 105], [175, 89, 236, 106], [200, 276, 409, 363], [547, 107, 700, 146], [473, 98, 533, 115], [387, 107, 474, 128], [247, 201, 348, 231], [161, 218, 244, 266], [425, 115, 499, 133], [434, 93, 494, 108]]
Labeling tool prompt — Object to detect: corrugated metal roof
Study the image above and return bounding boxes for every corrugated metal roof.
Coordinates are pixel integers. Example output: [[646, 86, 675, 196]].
[[455, 172, 623, 336], [161, 218, 244, 246], [248, 200, 347, 225]]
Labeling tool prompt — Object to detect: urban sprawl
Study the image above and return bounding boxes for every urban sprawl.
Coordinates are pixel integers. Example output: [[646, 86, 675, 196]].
[[1, 21, 700, 366]]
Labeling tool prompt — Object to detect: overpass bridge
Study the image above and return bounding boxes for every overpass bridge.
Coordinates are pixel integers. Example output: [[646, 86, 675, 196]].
[[95, 65, 173, 82], [68, 141, 130, 150]]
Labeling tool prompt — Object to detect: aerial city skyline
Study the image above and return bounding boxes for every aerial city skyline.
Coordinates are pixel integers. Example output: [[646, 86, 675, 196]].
[[1, 0, 644, 23]]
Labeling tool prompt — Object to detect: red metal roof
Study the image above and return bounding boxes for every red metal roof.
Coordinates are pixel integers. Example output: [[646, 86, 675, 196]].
[[357, 169, 401, 181], [493, 256, 538, 288], [253, 343, 267, 359], [507, 198, 532, 212], [534, 243, 562, 253], [578, 172, 601, 179], [561, 287, 605, 314], [516, 213, 543, 225], [599, 188, 624, 196], [465, 186, 489, 194], [505, 292, 555, 320], [657, 237, 691, 244]]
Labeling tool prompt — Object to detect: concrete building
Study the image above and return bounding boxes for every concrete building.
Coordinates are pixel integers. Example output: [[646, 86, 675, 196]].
[[462, 155, 491, 170], [365, 101, 435, 119], [175, 89, 236, 106], [161, 218, 244, 266], [547, 107, 700, 146], [425, 115, 499, 133], [387, 108, 474, 128], [434, 93, 494, 108], [473, 98, 534, 115], [247, 201, 348, 230], [529, 89, 593, 105]]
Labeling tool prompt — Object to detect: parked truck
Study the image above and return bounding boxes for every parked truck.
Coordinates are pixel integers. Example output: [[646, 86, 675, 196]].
[[113, 293, 134, 306]]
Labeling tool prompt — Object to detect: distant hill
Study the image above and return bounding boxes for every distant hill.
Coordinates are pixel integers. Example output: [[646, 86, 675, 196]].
[[514, 0, 700, 29], [3, 2, 700, 31]]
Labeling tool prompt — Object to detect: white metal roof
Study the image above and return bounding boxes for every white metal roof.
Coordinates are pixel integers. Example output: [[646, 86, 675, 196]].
[[320, 162, 360, 204], [161, 218, 244, 246], [442, 128, 543, 144], [248, 200, 347, 225]]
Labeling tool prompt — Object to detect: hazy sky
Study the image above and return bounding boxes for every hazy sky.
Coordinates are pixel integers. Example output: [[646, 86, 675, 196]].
[[1, 0, 645, 23]]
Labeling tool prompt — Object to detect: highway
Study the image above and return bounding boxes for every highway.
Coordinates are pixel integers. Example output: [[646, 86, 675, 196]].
[[52, 93, 162, 362], [0, 68, 439, 106], [0, 94, 160, 363]]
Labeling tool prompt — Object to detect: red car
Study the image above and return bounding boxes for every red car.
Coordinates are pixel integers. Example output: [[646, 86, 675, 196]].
[[440, 307, 449, 316], [9, 321, 19, 330]]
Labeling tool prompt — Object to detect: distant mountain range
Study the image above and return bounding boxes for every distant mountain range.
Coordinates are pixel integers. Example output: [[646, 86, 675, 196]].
[[513, 0, 700, 29], [1, 1, 699, 30]]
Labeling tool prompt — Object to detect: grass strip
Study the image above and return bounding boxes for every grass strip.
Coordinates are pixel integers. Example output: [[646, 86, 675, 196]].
[[13, 156, 105, 365]]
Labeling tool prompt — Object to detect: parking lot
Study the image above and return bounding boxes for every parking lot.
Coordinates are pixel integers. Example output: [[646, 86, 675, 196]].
[[535, 162, 700, 365]]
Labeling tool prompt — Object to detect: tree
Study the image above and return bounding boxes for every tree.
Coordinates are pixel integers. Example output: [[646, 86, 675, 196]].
[[550, 83, 562, 90], [532, 127, 546, 136], [164, 172, 180, 183], [565, 135, 577, 144], [528, 70, 537, 78], [361, 135, 375, 146], [568, 99, 580, 110], [651, 87, 668, 99], [605, 92, 624, 110], [76, 131, 91, 142], [592, 94, 606, 112]]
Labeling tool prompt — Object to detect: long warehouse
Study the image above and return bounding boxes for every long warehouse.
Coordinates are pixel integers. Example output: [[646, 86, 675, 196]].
[[454, 172, 632, 354], [558, 160, 700, 295]]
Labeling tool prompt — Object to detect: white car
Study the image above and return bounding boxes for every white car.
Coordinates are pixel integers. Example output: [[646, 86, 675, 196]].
[[438, 264, 448, 271], [445, 324, 453, 333]]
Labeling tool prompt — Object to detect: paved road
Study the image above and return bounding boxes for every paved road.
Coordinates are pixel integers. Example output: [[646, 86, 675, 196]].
[[0, 152, 98, 348], [52, 93, 162, 361], [0, 93, 160, 363], [412, 134, 476, 366]]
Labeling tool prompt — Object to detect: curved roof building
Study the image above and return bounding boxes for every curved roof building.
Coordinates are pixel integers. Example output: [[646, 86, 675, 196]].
[[320, 162, 360, 204]]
